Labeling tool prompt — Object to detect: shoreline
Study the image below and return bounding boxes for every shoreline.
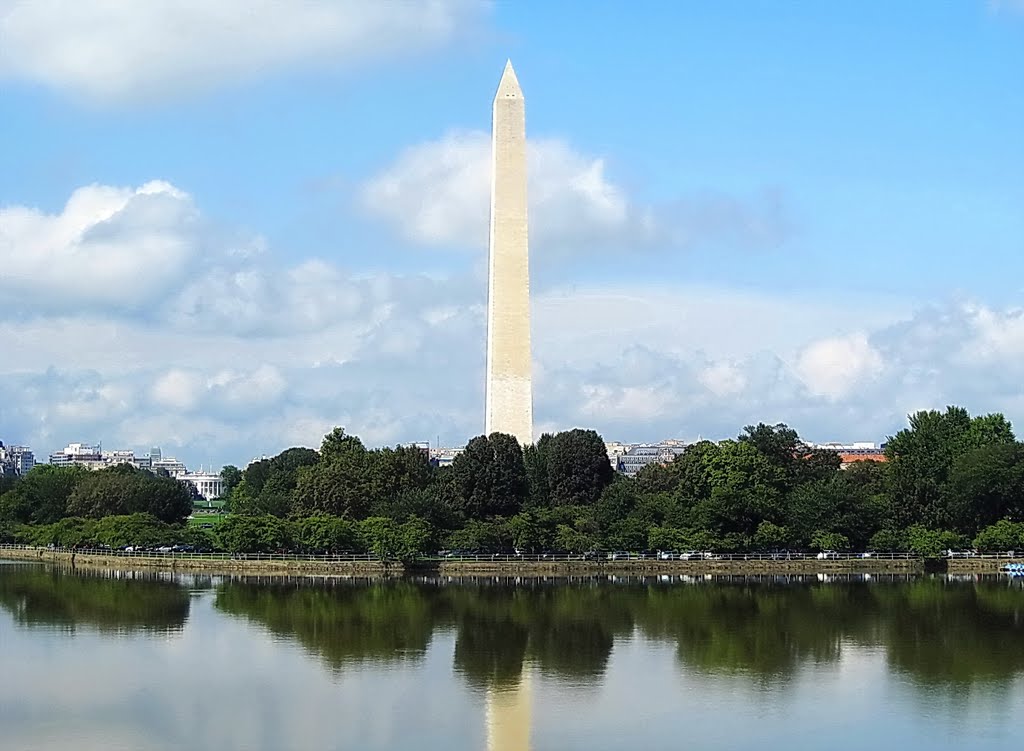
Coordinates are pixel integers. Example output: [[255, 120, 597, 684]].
[[0, 546, 951, 577], [4, 547, 1021, 577]]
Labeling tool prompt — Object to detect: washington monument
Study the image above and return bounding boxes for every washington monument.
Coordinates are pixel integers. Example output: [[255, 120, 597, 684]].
[[485, 60, 533, 445]]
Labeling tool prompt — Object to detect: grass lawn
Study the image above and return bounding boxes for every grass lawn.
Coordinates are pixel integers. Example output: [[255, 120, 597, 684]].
[[188, 513, 228, 528]]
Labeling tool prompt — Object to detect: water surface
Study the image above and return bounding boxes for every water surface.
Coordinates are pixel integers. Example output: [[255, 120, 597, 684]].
[[2, 564, 1023, 751]]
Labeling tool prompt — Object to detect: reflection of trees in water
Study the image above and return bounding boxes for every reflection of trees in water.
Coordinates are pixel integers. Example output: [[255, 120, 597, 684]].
[[874, 579, 1024, 687], [204, 574, 1024, 690], [215, 579, 439, 672], [0, 564, 188, 634], [631, 582, 876, 678], [448, 584, 630, 689]]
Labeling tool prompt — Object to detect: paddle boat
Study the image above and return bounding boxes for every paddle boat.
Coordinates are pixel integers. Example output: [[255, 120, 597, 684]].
[[999, 562, 1024, 576]]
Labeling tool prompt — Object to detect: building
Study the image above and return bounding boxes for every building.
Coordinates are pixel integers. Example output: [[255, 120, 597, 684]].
[[0, 443, 35, 475], [485, 60, 534, 445], [151, 456, 187, 477], [48, 443, 188, 475], [812, 442, 887, 467], [429, 446, 465, 468], [49, 442, 103, 468], [604, 441, 632, 467], [611, 440, 689, 477], [179, 471, 223, 502]]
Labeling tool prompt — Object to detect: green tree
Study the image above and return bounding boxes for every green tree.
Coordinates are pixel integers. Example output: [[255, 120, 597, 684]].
[[944, 443, 1024, 534], [545, 429, 614, 507], [366, 445, 434, 513], [92, 514, 175, 549], [0, 464, 87, 524], [973, 520, 1024, 552], [292, 516, 360, 553], [810, 530, 851, 552], [65, 465, 193, 523], [648, 525, 686, 552], [443, 519, 512, 553], [219, 465, 243, 499], [752, 521, 790, 551], [553, 523, 594, 553], [451, 433, 528, 519], [523, 435, 552, 509], [905, 525, 962, 559], [885, 407, 1015, 529], [231, 447, 319, 517], [217, 515, 293, 553], [509, 511, 548, 553], [785, 474, 880, 550], [688, 440, 784, 539], [868, 528, 906, 552], [293, 437, 372, 518]]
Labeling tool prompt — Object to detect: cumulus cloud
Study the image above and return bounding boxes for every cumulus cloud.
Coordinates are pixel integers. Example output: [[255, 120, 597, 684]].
[[795, 332, 884, 400], [5, 181, 1024, 466], [0, 0, 486, 101], [360, 130, 786, 259], [0, 181, 204, 313]]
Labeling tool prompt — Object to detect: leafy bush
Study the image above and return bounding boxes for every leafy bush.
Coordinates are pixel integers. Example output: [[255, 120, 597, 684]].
[[868, 528, 907, 552], [217, 515, 293, 553], [906, 525, 963, 558], [810, 530, 851, 552], [973, 520, 1024, 551]]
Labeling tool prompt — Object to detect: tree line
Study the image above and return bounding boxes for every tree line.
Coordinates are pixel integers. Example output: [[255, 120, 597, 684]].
[[3, 406, 1024, 557]]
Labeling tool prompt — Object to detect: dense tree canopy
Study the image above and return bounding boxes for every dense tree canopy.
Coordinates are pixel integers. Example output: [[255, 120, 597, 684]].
[[4, 408, 1024, 554]]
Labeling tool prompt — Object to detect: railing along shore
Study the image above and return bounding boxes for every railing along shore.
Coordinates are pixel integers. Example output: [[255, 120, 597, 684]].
[[5, 543, 1012, 564]]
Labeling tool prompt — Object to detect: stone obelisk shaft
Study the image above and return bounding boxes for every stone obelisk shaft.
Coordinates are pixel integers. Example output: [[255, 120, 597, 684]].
[[485, 60, 533, 445]]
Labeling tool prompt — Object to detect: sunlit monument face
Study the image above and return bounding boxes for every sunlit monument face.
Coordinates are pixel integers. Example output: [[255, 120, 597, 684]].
[[485, 60, 534, 446]]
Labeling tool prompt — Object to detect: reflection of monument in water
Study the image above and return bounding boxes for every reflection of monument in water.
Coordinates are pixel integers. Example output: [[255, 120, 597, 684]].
[[487, 673, 531, 751], [485, 60, 534, 446], [484, 60, 534, 749]]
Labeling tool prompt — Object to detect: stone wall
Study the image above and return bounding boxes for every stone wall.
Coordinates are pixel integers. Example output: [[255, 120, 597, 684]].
[[1, 548, 924, 577], [0, 548, 393, 576]]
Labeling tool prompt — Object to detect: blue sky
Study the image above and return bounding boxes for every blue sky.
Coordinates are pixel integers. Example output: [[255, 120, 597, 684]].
[[1, 1, 1023, 468]]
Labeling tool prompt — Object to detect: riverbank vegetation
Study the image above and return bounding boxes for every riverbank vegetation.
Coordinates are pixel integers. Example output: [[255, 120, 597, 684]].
[[3, 406, 1024, 557]]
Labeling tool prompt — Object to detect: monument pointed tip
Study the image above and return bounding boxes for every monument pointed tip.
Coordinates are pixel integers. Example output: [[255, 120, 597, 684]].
[[495, 59, 522, 99]]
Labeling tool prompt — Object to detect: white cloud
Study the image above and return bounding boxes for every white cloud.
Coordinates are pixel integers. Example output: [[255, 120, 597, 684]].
[[6, 181, 1024, 466], [698, 362, 747, 398], [0, 0, 486, 101], [0, 181, 201, 312], [152, 370, 205, 411], [795, 332, 884, 400], [360, 130, 785, 258], [361, 130, 649, 254]]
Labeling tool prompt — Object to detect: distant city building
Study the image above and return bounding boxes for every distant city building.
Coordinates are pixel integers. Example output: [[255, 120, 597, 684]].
[[609, 440, 689, 477], [102, 449, 137, 466], [180, 471, 223, 501], [429, 446, 464, 468], [0, 442, 35, 475], [48, 443, 188, 475], [49, 442, 103, 468], [604, 441, 632, 466], [151, 457, 187, 477], [812, 442, 887, 467]]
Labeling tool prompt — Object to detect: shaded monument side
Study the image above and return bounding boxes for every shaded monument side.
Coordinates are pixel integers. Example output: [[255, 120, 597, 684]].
[[486, 60, 534, 445]]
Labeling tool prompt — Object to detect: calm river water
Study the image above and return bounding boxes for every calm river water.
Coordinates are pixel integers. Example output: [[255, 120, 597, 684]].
[[2, 561, 1024, 751]]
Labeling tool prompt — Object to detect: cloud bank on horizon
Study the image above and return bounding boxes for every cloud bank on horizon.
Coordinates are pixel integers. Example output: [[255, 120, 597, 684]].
[[1, 1, 1022, 467]]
